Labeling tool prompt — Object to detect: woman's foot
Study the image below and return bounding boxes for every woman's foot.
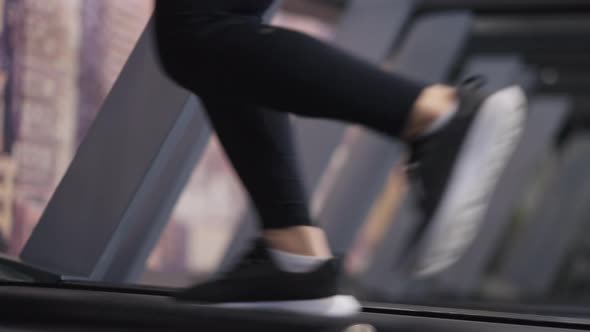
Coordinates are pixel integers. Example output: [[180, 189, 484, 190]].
[[175, 238, 361, 317], [406, 78, 527, 276]]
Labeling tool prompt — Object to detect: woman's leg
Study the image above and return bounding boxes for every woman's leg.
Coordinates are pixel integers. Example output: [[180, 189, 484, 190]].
[[202, 97, 331, 257], [154, 2, 458, 256], [154, 4, 428, 139]]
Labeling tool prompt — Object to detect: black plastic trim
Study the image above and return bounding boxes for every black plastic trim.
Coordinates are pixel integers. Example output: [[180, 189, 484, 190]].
[[363, 302, 590, 330], [419, 0, 590, 14], [0, 255, 61, 284], [3, 281, 590, 330]]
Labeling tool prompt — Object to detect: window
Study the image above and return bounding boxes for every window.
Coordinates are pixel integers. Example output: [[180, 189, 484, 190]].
[[0, 0, 153, 255]]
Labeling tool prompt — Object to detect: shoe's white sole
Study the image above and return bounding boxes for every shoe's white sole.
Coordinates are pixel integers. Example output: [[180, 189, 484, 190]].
[[415, 86, 527, 277], [209, 295, 362, 318]]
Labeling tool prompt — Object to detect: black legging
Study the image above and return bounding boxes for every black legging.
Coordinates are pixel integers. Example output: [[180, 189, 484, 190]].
[[154, 0, 426, 229]]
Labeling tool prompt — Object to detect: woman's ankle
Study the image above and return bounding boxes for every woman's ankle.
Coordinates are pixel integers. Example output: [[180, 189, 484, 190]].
[[404, 84, 458, 140], [263, 226, 333, 258]]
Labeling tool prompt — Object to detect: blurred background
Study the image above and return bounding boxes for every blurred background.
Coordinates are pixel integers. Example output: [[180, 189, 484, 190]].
[[0, 0, 343, 284], [0, 0, 153, 254], [0, 0, 589, 314]]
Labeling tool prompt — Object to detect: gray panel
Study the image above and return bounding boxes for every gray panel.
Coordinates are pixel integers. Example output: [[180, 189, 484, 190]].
[[335, 0, 415, 61], [498, 133, 590, 296], [21, 18, 207, 279], [392, 11, 473, 82], [459, 56, 531, 93], [217, 0, 417, 273], [294, 119, 346, 194], [99, 96, 211, 282], [357, 193, 422, 295], [320, 133, 404, 255]]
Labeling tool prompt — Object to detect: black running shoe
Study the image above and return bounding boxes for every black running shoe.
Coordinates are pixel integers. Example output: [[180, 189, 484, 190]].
[[175, 239, 361, 317], [407, 78, 527, 277]]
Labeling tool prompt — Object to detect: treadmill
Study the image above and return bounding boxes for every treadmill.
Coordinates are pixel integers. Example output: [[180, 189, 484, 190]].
[[2, 0, 590, 331]]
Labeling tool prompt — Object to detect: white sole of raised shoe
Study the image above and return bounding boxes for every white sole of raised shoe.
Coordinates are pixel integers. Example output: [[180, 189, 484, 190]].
[[210, 295, 362, 318], [415, 86, 527, 277]]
